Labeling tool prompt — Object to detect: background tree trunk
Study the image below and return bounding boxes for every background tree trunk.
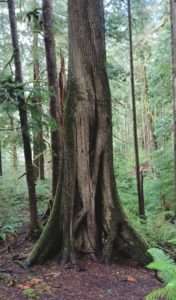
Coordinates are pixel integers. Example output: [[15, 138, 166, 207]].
[[0, 141, 3, 176], [27, 0, 149, 267], [127, 0, 145, 218], [42, 0, 61, 197], [170, 0, 176, 208], [32, 11, 45, 181], [141, 61, 157, 151], [10, 116, 18, 172], [7, 0, 39, 235]]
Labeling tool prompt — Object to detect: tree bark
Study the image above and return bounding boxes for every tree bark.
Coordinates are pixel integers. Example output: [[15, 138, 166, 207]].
[[127, 0, 145, 218], [0, 141, 2, 176], [42, 0, 60, 197], [27, 0, 149, 266], [7, 0, 39, 235], [141, 61, 158, 151], [32, 8, 45, 181], [39, 144, 45, 180]]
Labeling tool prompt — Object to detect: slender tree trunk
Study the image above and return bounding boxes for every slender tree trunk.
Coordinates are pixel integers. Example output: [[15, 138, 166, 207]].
[[142, 62, 157, 151], [12, 143, 18, 172], [42, 0, 60, 197], [141, 97, 146, 149], [127, 0, 145, 218], [27, 0, 149, 267], [170, 0, 176, 206], [7, 0, 39, 235], [10, 116, 18, 172], [39, 139, 45, 180], [0, 142, 2, 176], [32, 13, 45, 181], [139, 170, 145, 216]]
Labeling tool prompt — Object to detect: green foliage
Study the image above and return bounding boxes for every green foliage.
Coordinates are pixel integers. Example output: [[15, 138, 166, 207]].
[[0, 167, 50, 240], [0, 172, 27, 240], [23, 288, 39, 300], [0, 76, 23, 105], [146, 285, 176, 300], [131, 212, 176, 248], [146, 248, 176, 300]]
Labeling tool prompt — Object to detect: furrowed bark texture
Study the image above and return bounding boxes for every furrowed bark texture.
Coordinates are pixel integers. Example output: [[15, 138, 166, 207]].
[[8, 0, 39, 234], [28, 0, 149, 266], [42, 0, 60, 197]]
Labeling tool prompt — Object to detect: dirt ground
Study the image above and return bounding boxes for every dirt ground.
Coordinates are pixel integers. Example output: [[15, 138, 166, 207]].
[[0, 230, 161, 300]]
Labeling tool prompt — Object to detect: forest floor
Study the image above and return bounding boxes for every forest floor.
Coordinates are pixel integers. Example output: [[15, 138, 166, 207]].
[[0, 227, 161, 300]]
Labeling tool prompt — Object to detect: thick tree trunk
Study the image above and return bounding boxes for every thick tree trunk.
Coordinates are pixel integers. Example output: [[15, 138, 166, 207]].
[[170, 0, 176, 206], [27, 0, 149, 266], [42, 0, 60, 197], [7, 0, 39, 235]]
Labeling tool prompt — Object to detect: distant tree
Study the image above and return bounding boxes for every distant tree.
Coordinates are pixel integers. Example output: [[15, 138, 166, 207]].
[[9, 114, 18, 172], [7, 0, 39, 236], [0, 141, 2, 176], [30, 0, 45, 181], [127, 0, 145, 217], [27, 0, 148, 266], [170, 0, 176, 207]]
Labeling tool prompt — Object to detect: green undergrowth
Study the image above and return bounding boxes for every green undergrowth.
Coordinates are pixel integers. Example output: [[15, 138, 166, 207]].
[[114, 146, 176, 254], [0, 171, 50, 240], [146, 248, 176, 300], [0, 145, 176, 255], [130, 211, 176, 248]]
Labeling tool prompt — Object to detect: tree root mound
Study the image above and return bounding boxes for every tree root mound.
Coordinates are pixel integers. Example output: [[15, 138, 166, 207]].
[[0, 228, 161, 300]]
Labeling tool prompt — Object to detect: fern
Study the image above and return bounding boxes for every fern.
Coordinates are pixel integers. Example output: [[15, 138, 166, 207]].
[[168, 238, 176, 245], [146, 248, 176, 300], [146, 283, 176, 300]]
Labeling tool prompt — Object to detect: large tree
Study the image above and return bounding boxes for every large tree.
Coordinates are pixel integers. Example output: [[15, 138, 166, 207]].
[[27, 0, 149, 266]]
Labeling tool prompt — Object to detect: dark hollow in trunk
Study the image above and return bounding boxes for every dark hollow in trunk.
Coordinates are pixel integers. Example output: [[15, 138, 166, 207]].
[[27, 0, 149, 266]]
